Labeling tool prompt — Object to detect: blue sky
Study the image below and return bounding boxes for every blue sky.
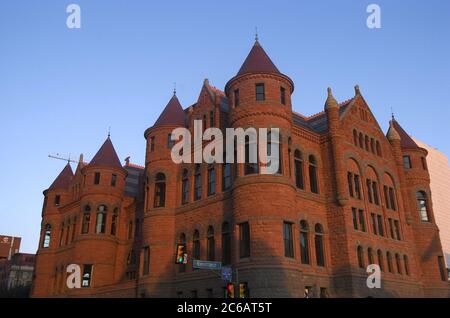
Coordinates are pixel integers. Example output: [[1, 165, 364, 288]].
[[0, 0, 449, 253]]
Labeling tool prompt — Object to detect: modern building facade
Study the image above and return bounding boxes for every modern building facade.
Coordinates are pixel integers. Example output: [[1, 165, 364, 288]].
[[32, 40, 450, 298]]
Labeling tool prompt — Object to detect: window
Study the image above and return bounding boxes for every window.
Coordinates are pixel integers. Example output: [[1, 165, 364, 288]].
[[403, 156, 412, 169], [194, 165, 202, 201], [193, 230, 200, 260], [376, 141, 382, 157], [111, 208, 118, 236], [267, 130, 282, 174], [387, 252, 393, 273], [234, 89, 240, 107], [58, 224, 65, 246], [353, 130, 358, 146], [150, 136, 155, 152], [43, 224, 51, 248], [280, 86, 286, 105], [181, 169, 189, 204], [354, 175, 361, 199], [111, 174, 117, 187], [179, 233, 186, 273], [359, 133, 364, 148], [222, 162, 232, 191], [377, 215, 384, 237], [71, 218, 76, 242], [314, 224, 325, 267], [283, 222, 294, 258], [438, 256, 447, 281], [210, 111, 214, 127], [239, 222, 250, 258], [143, 246, 150, 275], [389, 187, 396, 211], [371, 213, 377, 235], [404, 255, 409, 276], [54, 195, 61, 206], [388, 218, 394, 238], [81, 206, 91, 234], [384, 186, 390, 210], [421, 157, 428, 170], [94, 172, 101, 185], [95, 205, 107, 234], [394, 220, 401, 240], [395, 253, 402, 274], [207, 226, 215, 261], [358, 209, 366, 232], [222, 222, 231, 265], [368, 248, 374, 265], [309, 155, 319, 194], [377, 250, 384, 271], [255, 83, 265, 101], [370, 138, 375, 154], [357, 246, 365, 268], [295, 150, 304, 189], [245, 135, 258, 175], [208, 166, 216, 196], [82, 264, 93, 287], [365, 135, 369, 151], [300, 221, 310, 264], [154, 173, 166, 208], [417, 191, 430, 222], [366, 179, 373, 203], [352, 208, 358, 230], [167, 133, 174, 149], [372, 182, 379, 205], [348, 172, 354, 197]]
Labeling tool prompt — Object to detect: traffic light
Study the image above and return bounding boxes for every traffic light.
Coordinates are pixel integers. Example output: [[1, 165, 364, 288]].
[[226, 283, 234, 298], [239, 282, 248, 298], [175, 244, 186, 264]]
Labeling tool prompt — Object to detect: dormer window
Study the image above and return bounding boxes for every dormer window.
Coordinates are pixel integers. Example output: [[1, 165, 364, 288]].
[[256, 83, 265, 101]]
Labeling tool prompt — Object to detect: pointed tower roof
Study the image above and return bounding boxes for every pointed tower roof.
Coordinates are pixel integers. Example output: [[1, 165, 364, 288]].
[[391, 119, 419, 149], [89, 137, 122, 168], [324, 87, 339, 110], [48, 163, 73, 190], [237, 40, 280, 76], [387, 120, 401, 141], [153, 94, 185, 128]]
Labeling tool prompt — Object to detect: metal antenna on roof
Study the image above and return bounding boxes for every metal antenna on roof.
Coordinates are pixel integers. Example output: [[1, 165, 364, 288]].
[[391, 107, 395, 121], [255, 27, 259, 42], [48, 153, 78, 164], [108, 126, 111, 138], [173, 82, 177, 96]]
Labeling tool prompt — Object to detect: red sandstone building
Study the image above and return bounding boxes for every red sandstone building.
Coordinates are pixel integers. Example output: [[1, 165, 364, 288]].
[[32, 40, 450, 298]]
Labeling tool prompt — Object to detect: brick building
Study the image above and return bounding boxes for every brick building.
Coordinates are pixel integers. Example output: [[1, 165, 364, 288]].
[[32, 40, 450, 298], [0, 235, 21, 261], [0, 253, 35, 297]]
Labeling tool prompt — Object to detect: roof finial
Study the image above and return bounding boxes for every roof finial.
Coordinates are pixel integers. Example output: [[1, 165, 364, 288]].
[[255, 26, 259, 42], [354, 85, 361, 96], [108, 126, 111, 138], [173, 82, 177, 96], [391, 107, 395, 121]]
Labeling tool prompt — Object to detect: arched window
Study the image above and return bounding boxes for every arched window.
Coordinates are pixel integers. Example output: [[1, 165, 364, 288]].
[[314, 224, 325, 267], [42, 224, 52, 248], [95, 205, 107, 234], [294, 150, 304, 189], [368, 247, 374, 265], [179, 233, 186, 273], [154, 173, 166, 208], [244, 135, 258, 175], [181, 169, 189, 204], [300, 220, 310, 264], [194, 165, 202, 201], [387, 252, 393, 273], [267, 130, 282, 174], [222, 157, 232, 191], [403, 255, 409, 276], [357, 246, 365, 268], [309, 155, 319, 194], [395, 253, 402, 274], [208, 166, 216, 196], [417, 191, 430, 222], [359, 133, 364, 148], [365, 135, 369, 151], [109, 208, 118, 236], [193, 230, 200, 260], [376, 141, 382, 157], [207, 226, 215, 261], [221, 222, 231, 265], [377, 249, 384, 271], [81, 205, 91, 234], [353, 130, 358, 146]]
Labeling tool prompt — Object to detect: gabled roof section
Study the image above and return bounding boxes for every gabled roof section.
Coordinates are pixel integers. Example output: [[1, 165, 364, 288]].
[[153, 94, 186, 128], [392, 119, 420, 149], [48, 163, 73, 190], [89, 137, 122, 168], [237, 40, 280, 76]]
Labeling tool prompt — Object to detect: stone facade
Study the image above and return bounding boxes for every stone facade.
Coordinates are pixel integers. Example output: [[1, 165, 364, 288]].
[[31, 40, 450, 298]]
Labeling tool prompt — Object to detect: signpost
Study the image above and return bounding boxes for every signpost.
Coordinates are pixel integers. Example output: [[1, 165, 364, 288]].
[[221, 266, 232, 282], [192, 260, 222, 270]]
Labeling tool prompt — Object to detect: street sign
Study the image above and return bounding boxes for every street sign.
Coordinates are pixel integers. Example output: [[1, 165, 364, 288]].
[[192, 260, 222, 270], [221, 266, 232, 282]]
